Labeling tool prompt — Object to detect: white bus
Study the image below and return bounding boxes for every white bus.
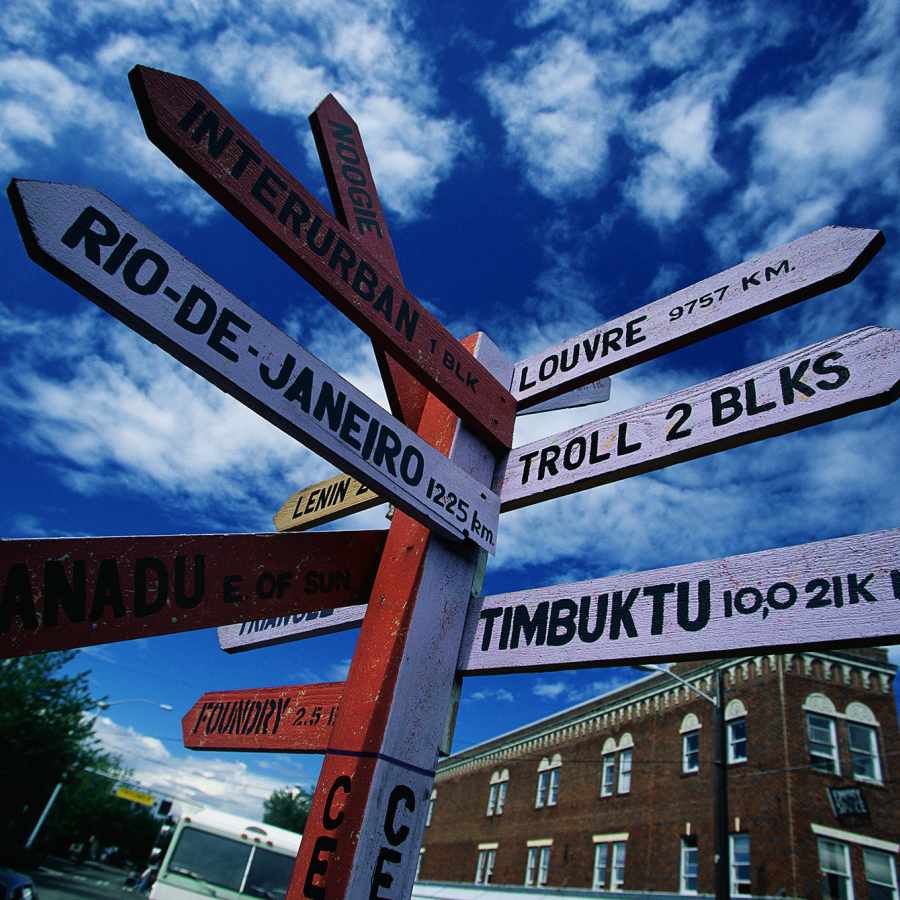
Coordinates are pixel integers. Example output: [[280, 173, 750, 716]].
[[150, 807, 301, 900]]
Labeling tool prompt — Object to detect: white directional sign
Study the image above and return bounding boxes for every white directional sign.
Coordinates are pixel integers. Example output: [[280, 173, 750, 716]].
[[457, 529, 900, 673], [8, 180, 499, 553], [512, 226, 884, 408], [500, 326, 900, 511], [219, 604, 366, 652], [516, 377, 611, 416]]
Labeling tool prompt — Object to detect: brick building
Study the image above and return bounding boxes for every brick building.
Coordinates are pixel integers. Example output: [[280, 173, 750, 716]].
[[419, 649, 899, 899]]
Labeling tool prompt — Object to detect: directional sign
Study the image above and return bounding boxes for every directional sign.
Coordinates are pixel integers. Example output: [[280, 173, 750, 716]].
[[115, 786, 155, 807], [458, 529, 900, 673], [517, 376, 611, 416], [500, 326, 900, 511], [0, 530, 385, 659], [183, 682, 342, 753], [310, 93, 430, 430], [274, 471, 386, 532], [219, 605, 367, 652], [128, 66, 515, 448], [8, 180, 500, 553], [512, 226, 884, 408]]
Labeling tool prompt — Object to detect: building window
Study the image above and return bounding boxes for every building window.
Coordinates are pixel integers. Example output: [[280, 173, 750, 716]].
[[618, 748, 632, 794], [683, 731, 700, 773], [475, 847, 496, 885], [593, 842, 609, 890], [535, 754, 561, 808], [487, 769, 509, 815], [848, 723, 882, 783], [730, 834, 751, 896], [593, 835, 629, 890], [818, 838, 853, 900], [680, 837, 699, 894], [808, 713, 840, 774], [601, 753, 616, 797], [864, 849, 898, 900], [425, 789, 436, 827], [525, 844, 551, 887], [727, 718, 748, 764], [416, 849, 424, 881], [611, 841, 626, 890]]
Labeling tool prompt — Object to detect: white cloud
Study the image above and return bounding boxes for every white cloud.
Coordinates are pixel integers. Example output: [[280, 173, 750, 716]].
[[533, 680, 567, 699], [466, 688, 515, 703], [327, 658, 353, 681]]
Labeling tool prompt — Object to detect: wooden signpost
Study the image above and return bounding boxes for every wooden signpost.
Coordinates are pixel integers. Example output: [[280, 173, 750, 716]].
[[274, 471, 385, 533], [183, 681, 343, 753], [128, 65, 515, 449], [512, 226, 884, 408], [4, 58, 899, 900], [0, 530, 384, 658], [501, 326, 900, 510], [8, 180, 500, 554]]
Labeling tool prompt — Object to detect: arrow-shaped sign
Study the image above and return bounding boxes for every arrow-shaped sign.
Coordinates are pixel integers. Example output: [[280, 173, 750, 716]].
[[129, 65, 515, 449], [274, 470, 386, 532], [8, 180, 500, 553], [0, 530, 384, 659], [458, 529, 900, 673], [183, 681, 343, 753], [501, 326, 900, 511], [513, 226, 884, 408]]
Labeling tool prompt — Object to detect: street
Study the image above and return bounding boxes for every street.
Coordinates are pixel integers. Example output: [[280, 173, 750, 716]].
[[31, 857, 138, 900]]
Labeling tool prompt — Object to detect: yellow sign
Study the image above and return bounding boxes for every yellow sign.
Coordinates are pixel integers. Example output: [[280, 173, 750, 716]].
[[274, 472, 386, 532], [115, 786, 155, 807]]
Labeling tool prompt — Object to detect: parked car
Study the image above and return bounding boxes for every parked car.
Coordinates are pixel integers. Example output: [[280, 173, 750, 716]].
[[0, 868, 37, 900]]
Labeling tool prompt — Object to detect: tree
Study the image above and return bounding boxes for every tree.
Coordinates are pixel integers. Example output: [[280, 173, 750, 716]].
[[263, 787, 311, 834]]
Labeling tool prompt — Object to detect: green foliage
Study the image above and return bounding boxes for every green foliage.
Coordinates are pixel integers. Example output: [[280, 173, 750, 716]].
[[0, 651, 156, 866], [262, 787, 311, 835]]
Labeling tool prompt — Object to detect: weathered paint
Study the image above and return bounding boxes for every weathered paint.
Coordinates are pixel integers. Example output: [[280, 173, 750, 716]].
[[500, 326, 900, 511], [8, 179, 500, 554], [458, 529, 900, 674], [218, 604, 367, 653], [129, 66, 513, 449], [289, 334, 510, 900], [309, 93, 429, 430], [273, 471, 386, 532], [0, 530, 384, 659], [516, 377, 611, 416], [183, 681, 343, 753], [512, 226, 884, 408]]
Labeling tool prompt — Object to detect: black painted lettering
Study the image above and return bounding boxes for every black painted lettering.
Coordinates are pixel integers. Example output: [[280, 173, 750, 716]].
[[43, 560, 86, 626], [191, 111, 234, 159], [278, 191, 311, 237], [711, 385, 743, 426], [134, 557, 168, 617], [779, 358, 815, 404], [62, 206, 119, 264], [547, 598, 577, 646], [609, 589, 638, 639], [174, 555, 204, 609], [175, 285, 217, 335], [207, 308, 251, 363], [90, 559, 125, 621], [1, 564, 38, 632], [510, 602, 549, 649], [251, 167, 286, 213], [812, 352, 851, 391]]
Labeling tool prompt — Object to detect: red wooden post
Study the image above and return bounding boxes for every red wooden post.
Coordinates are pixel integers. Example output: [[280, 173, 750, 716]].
[[289, 333, 510, 900]]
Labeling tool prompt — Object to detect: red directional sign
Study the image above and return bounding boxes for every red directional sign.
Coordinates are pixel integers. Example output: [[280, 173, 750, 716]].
[[501, 326, 900, 510], [513, 226, 884, 409], [310, 94, 429, 430], [0, 531, 384, 659], [129, 66, 514, 449], [183, 681, 343, 753]]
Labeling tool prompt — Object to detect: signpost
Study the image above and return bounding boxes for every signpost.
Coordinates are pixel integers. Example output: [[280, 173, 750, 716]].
[[4, 59, 899, 900], [128, 66, 515, 449], [512, 226, 884, 408], [114, 786, 155, 807], [8, 180, 500, 554], [183, 682, 343, 753], [274, 471, 386, 532], [501, 326, 900, 510], [0, 530, 384, 658]]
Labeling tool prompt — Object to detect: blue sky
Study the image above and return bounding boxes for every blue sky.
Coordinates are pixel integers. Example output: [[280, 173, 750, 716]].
[[1, 0, 899, 819]]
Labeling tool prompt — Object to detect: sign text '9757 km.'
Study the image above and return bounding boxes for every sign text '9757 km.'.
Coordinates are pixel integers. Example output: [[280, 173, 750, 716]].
[[512, 225, 884, 408], [128, 65, 515, 449], [8, 180, 499, 553], [500, 326, 900, 510]]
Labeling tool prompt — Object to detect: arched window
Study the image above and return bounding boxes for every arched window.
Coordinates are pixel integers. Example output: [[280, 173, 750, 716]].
[[680, 714, 701, 774], [487, 768, 510, 816], [600, 734, 634, 797], [845, 702, 882, 783], [725, 699, 748, 764], [804, 693, 839, 774], [535, 754, 562, 808]]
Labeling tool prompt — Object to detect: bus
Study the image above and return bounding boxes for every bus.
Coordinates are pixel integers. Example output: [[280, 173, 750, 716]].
[[150, 807, 301, 900]]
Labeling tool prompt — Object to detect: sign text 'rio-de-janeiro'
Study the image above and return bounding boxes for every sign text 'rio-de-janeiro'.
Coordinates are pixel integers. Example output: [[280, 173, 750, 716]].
[[128, 65, 515, 449], [183, 681, 343, 753], [0, 530, 384, 658], [500, 326, 900, 510], [513, 226, 884, 408], [8, 180, 500, 553]]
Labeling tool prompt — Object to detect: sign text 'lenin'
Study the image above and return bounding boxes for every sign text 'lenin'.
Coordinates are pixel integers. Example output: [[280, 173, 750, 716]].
[[0, 530, 385, 658], [8, 180, 500, 554], [128, 65, 516, 449], [274, 471, 385, 532], [500, 326, 900, 511]]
